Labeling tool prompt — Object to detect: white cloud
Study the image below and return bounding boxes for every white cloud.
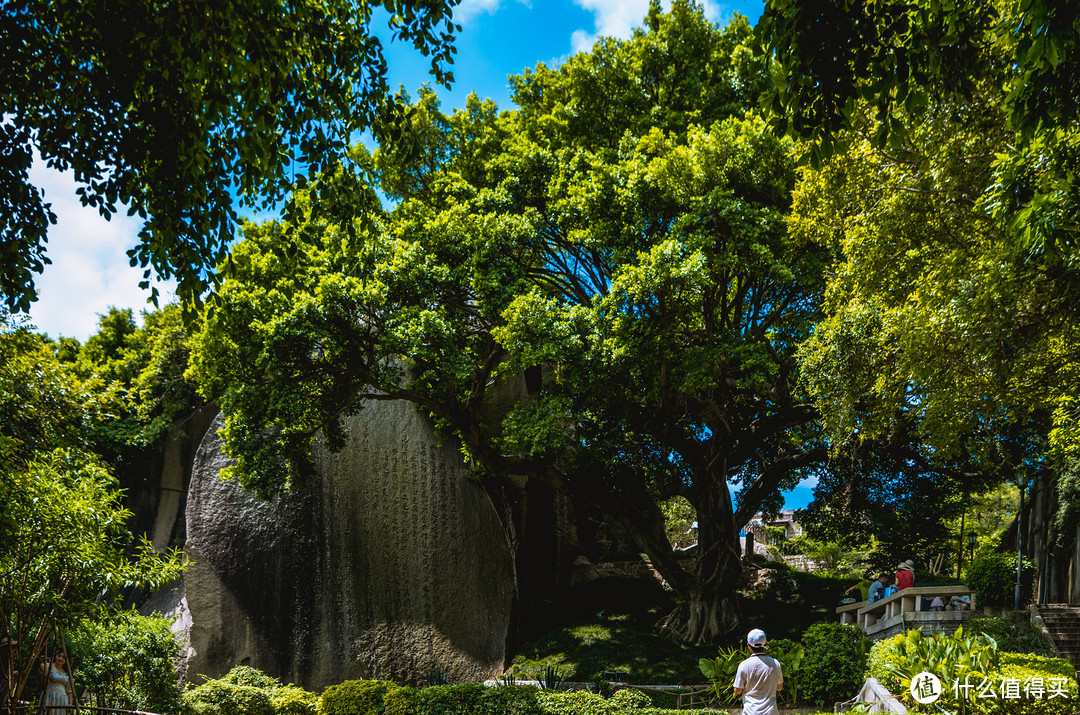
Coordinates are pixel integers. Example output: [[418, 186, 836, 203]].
[[454, 0, 531, 25], [571, 0, 728, 53], [701, 0, 725, 23], [26, 159, 175, 341]]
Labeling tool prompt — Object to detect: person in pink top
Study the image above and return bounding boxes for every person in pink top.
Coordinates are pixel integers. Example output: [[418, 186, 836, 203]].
[[895, 559, 915, 590]]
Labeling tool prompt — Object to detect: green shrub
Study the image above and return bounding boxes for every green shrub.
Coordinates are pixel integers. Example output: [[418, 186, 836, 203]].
[[182, 681, 275, 715], [967, 553, 1034, 607], [384, 685, 420, 715], [958, 653, 1078, 715], [610, 689, 649, 709], [968, 616, 1056, 657], [270, 685, 319, 715], [869, 632, 1078, 713], [798, 623, 869, 708], [181, 666, 317, 715], [477, 685, 540, 715], [998, 652, 1075, 678], [415, 683, 485, 715], [223, 666, 281, 689], [867, 628, 998, 697], [320, 679, 396, 715], [69, 608, 183, 715], [767, 638, 804, 705], [536, 690, 618, 715], [866, 635, 901, 687]]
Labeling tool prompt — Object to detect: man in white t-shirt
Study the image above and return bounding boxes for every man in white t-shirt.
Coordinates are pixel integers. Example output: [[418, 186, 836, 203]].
[[733, 629, 784, 715]]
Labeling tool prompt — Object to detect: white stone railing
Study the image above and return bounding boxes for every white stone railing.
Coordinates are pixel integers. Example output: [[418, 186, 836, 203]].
[[837, 585, 977, 635]]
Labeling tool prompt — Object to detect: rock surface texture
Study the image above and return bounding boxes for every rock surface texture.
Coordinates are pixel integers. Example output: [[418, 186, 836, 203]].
[[183, 401, 516, 687]]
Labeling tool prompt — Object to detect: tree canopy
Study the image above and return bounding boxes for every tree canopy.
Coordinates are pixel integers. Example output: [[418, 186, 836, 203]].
[[0, 449, 185, 706], [767, 0, 1079, 559], [189, 1, 830, 643], [1, 0, 461, 313]]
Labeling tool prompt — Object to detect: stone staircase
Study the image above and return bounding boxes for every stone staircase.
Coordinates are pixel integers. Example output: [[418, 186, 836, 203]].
[[1035, 604, 1080, 671]]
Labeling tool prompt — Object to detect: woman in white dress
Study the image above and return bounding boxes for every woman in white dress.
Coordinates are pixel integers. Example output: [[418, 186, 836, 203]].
[[41, 651, 72, 715]]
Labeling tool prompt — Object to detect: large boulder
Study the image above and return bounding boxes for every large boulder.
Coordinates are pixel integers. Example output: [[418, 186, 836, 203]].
[[182, 400, 516, 687]]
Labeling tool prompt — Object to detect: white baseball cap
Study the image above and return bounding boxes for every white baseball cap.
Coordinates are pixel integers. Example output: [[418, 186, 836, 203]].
[[747, 629, 768, 649]]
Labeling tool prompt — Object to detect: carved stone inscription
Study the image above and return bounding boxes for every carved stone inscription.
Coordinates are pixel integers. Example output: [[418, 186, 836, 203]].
[[183, 401, 515, 689]]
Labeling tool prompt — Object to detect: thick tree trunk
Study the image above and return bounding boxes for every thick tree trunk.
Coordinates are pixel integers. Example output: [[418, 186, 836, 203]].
[[662, 477, 744, 642], [616, 473, 745, 644], [658, 567, 742, 643]]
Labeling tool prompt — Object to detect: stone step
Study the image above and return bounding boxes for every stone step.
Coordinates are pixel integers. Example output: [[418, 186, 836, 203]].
[[1038, 621, 1080, 630], [1035, 605, 1080, 670]]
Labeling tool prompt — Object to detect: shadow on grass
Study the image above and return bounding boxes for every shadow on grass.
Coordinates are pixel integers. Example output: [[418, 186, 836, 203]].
[[509, 568, 855, 685]]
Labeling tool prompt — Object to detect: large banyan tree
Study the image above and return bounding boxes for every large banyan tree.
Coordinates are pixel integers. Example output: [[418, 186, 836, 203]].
[[190, 1, 827, 643]]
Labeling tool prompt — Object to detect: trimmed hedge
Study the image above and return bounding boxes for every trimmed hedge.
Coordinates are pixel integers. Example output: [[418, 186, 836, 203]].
[[965, 654, 1079, 714], [536, 689, 724, 715], [536, 690, 619, 715], [190, 671, 731, 715], [416, 684, 486, 715], [477, 686, 541, 715], [270, 685, 319, 715], [320, 680, 397, 715], [385, 685, 421, 715], [182, 667, 318, 715], [182, 680, 274, 715]]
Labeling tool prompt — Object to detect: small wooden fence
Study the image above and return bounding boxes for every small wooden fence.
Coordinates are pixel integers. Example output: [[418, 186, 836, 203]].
[[3, 704, 161, 715], [624, 684, 719, 709]]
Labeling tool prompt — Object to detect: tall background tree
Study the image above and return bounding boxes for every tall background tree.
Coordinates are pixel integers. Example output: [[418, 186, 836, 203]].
[[189, 1, 830, 643], [1, 449, 184, 709], [1, 0, 460, 313], [759, 0, 1079, 566], [1, 308, 194, 709]]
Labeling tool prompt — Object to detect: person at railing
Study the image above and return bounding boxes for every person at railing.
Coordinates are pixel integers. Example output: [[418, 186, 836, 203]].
[[40, 651, 72, 715], [949, 594, 972, 611], [867, 573, 892, 603], [895, 560, 915, 591], [843, 571, 874, 602]]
